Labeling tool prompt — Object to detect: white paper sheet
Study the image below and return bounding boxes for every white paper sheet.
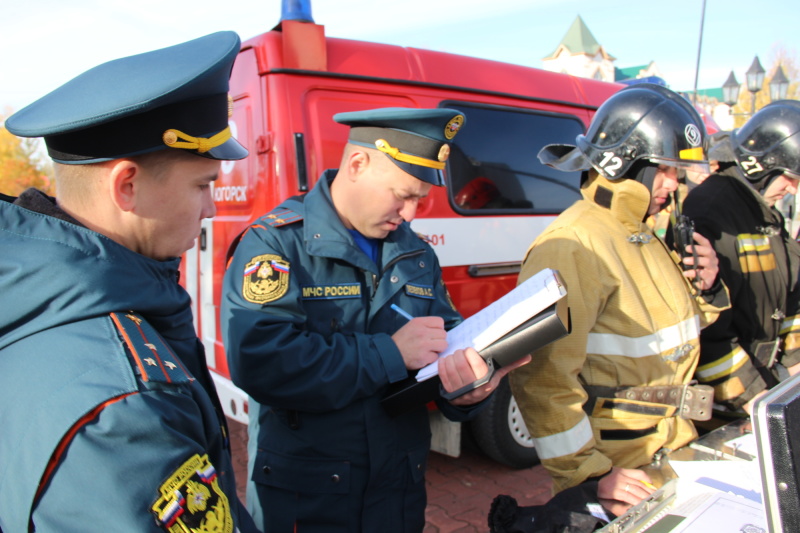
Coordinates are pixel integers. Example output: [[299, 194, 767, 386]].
[[725, 432, 760, 457], [668, 459, 763, 503], [669, 490, 766, 532], [415, 268, 566, 382]]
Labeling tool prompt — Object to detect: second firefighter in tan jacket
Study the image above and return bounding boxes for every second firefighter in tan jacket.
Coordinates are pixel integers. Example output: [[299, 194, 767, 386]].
[[510, 84, 731, 518]]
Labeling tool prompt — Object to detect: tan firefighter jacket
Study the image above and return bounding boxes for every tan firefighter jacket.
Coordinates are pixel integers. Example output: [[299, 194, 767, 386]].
[[509, 172, 730, 494]]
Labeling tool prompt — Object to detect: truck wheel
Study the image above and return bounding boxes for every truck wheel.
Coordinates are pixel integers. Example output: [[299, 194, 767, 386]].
[[469, 376, 539, 469]]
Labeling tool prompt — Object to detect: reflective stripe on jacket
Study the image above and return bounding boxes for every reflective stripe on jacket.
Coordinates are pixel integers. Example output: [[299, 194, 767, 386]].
[[510, 173, 729, 493], [683, 168, 800, 409]]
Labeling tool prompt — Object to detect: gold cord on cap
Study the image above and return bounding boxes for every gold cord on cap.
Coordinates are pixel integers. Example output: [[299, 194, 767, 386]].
[[163, 127, 231, 153], [374, 139, 446, 169]]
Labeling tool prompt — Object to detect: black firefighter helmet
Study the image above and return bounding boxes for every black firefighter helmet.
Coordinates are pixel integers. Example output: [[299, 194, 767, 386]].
[[731, 99, 800, 187], [539, 83, 709, 181]]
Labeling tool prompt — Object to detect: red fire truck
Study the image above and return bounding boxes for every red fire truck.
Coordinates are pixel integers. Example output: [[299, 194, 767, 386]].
[[182, 1, 649, 467]]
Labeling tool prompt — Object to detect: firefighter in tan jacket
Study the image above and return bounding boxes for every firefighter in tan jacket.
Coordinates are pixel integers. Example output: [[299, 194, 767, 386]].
[[510, 84, 731, 518]]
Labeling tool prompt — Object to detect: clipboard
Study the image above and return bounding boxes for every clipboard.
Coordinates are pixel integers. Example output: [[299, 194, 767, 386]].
[[596, 480, 679, 533], [381, 273, 571, 417], [597, 475, 767, 533]]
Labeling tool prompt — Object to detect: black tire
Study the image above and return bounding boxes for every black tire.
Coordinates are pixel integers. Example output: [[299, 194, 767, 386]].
[[469, 376, 540, 469]]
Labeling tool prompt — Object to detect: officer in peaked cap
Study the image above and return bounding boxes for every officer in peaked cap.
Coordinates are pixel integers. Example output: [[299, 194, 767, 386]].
[[6, 30, 247, 163], [0, 32, 259, 532], [332, 107, 465, 186], [221, 106, 531, 533]]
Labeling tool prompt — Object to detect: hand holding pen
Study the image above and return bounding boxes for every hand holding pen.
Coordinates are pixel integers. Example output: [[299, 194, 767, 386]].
[[390, 304, 447, 370], [598, 467, 657, 517], [390, 304, 531, 405]]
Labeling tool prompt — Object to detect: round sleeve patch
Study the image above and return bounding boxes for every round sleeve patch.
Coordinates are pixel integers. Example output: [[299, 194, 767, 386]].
[[151, 453, 232, 532], [242, 254, 291, 304]]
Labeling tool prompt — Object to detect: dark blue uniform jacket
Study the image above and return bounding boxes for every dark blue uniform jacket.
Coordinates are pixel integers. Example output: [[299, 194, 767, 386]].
[[222, 171, 483, 532], [0, 190, 257, 533]]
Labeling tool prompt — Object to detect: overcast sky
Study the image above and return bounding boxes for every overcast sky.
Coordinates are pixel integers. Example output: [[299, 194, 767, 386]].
[[2, 0, 798, 114]]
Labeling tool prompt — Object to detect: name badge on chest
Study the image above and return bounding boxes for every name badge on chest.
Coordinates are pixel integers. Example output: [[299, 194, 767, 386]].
[[405, 283, 434, 299]]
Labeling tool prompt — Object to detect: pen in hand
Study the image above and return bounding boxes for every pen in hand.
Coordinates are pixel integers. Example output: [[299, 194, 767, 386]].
[[391, 303, 414, 321]]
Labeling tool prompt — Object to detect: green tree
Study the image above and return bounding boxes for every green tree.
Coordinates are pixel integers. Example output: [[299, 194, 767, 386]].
[[0, 109, 54, 196]]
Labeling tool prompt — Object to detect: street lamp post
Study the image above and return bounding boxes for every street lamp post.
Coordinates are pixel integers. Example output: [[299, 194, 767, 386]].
[[745, 56, 766, 115], [723, 57, 792, 125], [771, 65, 790, 102], [722, 71, 740, 107]]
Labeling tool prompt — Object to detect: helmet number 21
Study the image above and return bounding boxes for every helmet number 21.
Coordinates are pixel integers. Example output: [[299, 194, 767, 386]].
[[599, 151, 623, 177], [740, 155, 764, 175]]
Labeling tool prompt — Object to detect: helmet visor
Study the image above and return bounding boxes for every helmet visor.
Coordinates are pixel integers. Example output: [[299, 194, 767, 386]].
[[649, 146, 710, 175], [784, 169, 800, 181]]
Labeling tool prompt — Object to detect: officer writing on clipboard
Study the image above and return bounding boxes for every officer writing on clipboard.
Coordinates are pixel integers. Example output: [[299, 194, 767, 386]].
[[222, 107, 531, 533]]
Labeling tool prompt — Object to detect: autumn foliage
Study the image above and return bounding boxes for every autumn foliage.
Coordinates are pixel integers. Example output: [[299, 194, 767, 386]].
[[1, 110, 54, 197]]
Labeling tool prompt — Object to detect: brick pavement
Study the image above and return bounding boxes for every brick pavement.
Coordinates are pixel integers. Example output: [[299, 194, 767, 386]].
[[423, 441, 552, 532], [229, 418, 250, 504], [228, 419, 553, 532]]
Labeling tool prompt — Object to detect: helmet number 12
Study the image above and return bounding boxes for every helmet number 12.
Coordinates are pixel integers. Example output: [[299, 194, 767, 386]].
[[599, 151, 623, 177], [740, 155, 764, 175]]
